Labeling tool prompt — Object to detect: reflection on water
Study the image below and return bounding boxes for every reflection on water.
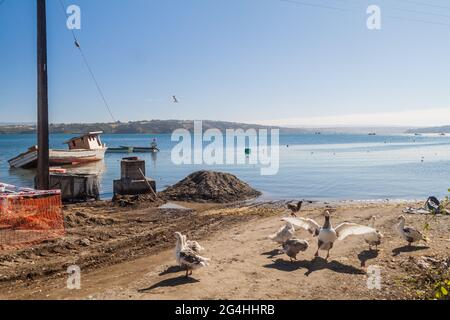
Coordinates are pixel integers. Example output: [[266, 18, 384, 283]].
[[7, 167, 36, 187], [150, 152, 158, 172], [6, 160, 107, 190], [65, 161, 106, 176]]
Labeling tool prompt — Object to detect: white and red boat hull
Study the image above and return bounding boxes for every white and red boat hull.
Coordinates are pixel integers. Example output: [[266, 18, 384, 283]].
[[8, 148, 107, 169]]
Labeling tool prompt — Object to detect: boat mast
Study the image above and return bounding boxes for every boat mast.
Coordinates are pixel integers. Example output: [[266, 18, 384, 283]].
[[36, 0, 49, 190]]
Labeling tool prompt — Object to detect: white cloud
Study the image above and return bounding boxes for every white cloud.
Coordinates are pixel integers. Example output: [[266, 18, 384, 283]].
[[252, 108, 450, 128]]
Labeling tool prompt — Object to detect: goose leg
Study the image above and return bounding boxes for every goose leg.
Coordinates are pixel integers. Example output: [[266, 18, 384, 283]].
[[325, 243, 333, 260], [185, 269, 189, 278], [315, 240, 323, 257]]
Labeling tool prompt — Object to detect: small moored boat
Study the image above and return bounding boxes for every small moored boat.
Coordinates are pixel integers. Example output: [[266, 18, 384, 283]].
[[112, 138, 160, 153], [122, 146, 160, 153], [106, 146, 134, 153]]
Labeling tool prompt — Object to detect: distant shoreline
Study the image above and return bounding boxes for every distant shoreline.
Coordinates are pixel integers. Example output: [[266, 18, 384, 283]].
[[0, 120, 418, 135], [0, 120, 307, 135]]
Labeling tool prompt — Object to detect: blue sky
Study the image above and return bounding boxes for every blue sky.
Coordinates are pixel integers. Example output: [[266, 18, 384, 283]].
[[2, 0, 450, 126]]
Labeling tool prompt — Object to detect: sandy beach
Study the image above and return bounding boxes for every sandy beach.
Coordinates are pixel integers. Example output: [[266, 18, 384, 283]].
[[1, 200, 449, 300]]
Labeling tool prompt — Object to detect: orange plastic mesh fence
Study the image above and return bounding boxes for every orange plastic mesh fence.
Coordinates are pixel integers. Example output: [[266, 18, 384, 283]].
[[0, 192, 65, 251]]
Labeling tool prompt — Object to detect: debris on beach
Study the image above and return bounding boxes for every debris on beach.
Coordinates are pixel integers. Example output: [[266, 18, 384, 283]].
[[111, 157, 164, 207], [0, 201, 265, 284], [113, 157, 157, 199], [402, 255, 450, 300], [403, 196, 450, 215], [112, 193, 164, 208], [160, 171, 261, 203]]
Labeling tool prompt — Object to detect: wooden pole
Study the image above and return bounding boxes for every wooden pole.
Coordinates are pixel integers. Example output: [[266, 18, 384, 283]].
[[138, 168, 158, 198], [36, 0, 49, 190]]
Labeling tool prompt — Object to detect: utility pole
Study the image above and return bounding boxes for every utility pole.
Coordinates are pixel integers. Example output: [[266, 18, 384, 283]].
[[36, 0, 49, 190]]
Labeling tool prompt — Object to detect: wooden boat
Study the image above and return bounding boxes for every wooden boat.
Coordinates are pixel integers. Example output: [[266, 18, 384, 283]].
[[9, 132, 107, 169]]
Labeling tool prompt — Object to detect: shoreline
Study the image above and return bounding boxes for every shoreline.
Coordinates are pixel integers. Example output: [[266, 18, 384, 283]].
[[1, 199, 448, 300]]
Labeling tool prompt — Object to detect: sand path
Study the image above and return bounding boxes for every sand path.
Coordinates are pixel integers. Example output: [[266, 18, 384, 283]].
[[2, 202, 448, 300]]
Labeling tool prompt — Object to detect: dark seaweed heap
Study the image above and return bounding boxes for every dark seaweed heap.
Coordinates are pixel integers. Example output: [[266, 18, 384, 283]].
[[160, 171, 261, 203]]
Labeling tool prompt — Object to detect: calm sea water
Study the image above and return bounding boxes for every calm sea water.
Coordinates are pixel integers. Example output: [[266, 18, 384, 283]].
[[1, 133, 450, 201]]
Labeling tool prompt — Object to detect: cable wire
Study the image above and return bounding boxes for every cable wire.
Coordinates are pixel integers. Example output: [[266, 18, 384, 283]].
[[57, 0, 117, 123], [395, 0, 450, 11], [280, 0, 450, 28]]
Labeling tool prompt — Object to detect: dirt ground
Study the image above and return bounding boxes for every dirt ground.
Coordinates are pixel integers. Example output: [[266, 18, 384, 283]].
[[0, 200, 449, 300]]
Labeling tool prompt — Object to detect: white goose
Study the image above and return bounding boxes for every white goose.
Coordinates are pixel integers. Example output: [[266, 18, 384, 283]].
[[174, 232, 210, 277], [397, 215, 429, 246], [268, 222, 295, 244], [364, 216, 383, 250], [282, 211, 377, 260]]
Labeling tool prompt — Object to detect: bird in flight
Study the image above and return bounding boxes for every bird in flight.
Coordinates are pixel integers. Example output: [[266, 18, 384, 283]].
[[172, 95, 179, 103]]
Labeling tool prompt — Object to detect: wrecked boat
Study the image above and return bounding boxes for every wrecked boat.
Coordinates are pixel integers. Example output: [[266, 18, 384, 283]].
[[8, 132, 107, 169]]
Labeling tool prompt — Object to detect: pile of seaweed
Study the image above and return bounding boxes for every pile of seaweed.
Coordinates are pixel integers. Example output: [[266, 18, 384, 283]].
[[159, 171, 261, 203], [112, 193, 164, 208]]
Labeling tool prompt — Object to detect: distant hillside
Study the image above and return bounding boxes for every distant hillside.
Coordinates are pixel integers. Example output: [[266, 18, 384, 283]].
[[308, 126, 413, 135], [0, 120, 309, 134], [405, 126, 450, 134]]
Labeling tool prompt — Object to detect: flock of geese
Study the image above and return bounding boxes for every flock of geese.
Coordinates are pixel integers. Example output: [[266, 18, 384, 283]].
[[174, 201, 429, 278], [269, 209, 384, 261]]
